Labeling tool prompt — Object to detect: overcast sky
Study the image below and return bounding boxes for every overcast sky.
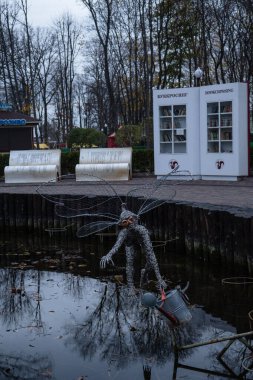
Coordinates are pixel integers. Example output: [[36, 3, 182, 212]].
[[27, 0, 88, 27]]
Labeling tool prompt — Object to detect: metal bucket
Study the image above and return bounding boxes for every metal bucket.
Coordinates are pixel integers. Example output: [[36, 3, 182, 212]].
[[157, 289, 192, 324]]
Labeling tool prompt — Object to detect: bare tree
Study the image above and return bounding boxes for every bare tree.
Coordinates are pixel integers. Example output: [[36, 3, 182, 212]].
[[19, 0, 41, 145], [52, 14, 82, 142], [0, 1, 24, 108], [36, 29, 58, 143], [1, 0, 253, 145], [80, 0, 118, 134]]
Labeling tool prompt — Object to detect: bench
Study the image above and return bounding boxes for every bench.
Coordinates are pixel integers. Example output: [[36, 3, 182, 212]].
[[4, 149, 61, 183], [75, 147, 132, 181]]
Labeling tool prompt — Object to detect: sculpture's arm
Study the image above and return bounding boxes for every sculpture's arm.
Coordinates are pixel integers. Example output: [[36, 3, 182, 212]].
[[100, 229, 128, 268]]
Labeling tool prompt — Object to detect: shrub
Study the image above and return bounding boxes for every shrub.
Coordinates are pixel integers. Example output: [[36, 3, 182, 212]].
[[115, 124, 145, 147], [61, 151, 79, 175], [0, 153, 9, 178], [68, 128, 106, 148], [132, 148, 154, 173]]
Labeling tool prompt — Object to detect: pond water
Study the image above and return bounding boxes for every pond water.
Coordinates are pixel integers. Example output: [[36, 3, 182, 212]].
[[0, 231, 253, 380]]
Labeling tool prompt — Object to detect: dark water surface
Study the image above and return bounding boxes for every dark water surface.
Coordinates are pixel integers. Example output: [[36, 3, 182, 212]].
[[0, 231, 252, 380]]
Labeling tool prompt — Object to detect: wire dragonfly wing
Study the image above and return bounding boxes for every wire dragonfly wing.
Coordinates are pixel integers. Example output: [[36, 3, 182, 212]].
[[36, 173, 122, 237], [36, 173, 123, 216], [36, 168, 193, 237], [76, 220, 118, 238], [125, 166, 192, 216]]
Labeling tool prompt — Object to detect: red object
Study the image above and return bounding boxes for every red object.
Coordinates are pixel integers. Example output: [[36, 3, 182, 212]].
[[161, 288, 166, 301], [156, 306, 179, 325], [107, 132, 117, 148], [157, 288, 179, 325]]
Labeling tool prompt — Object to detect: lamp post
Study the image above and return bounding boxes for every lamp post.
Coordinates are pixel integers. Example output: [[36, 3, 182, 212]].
[[194, 67, 203, 87]]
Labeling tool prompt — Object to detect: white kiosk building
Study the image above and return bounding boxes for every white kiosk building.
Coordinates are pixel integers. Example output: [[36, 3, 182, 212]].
[[153, 82, 249, 181]]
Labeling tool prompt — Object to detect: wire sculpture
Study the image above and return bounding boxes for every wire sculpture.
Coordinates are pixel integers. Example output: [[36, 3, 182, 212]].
[[37, 167, 192, 293]]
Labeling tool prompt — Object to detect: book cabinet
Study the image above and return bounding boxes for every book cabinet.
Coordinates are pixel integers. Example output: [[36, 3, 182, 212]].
[[200, 82, 248, 180], [153, 87, 200, 178], [159, 104, 187, 154], [153, 82, 249, 180]]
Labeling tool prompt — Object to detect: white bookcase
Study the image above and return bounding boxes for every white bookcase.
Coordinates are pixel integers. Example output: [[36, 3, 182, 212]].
[[159, 104, 187, 153], [200, 82, 248, 180], [206, 101, 232, 154], [153, 87, 200, 178], [153, 82, 249, 181]]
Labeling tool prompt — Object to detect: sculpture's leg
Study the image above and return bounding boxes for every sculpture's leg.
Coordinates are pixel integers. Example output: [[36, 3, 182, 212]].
[[125, 245, 136, 294], [140, 265, 148, 289], [136, 225, 167, 290]]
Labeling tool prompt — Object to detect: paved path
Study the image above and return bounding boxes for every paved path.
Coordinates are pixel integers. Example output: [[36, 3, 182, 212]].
[[1, 175, 253, 214]]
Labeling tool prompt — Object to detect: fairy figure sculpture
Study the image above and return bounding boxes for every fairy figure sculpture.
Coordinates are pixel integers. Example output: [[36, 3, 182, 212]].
[[99, 202, 167, 292], [37, 167, 190, 293]]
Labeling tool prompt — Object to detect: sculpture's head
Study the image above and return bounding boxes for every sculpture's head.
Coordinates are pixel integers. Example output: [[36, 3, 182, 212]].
[[119, 204, 138, 228]]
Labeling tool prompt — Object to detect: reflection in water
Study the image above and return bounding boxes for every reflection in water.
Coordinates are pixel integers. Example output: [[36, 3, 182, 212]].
[[64, 282, 201, 367], [0, 354, 53, 380], [0, 232, 252, 379], [0, 268, 250, 379]]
